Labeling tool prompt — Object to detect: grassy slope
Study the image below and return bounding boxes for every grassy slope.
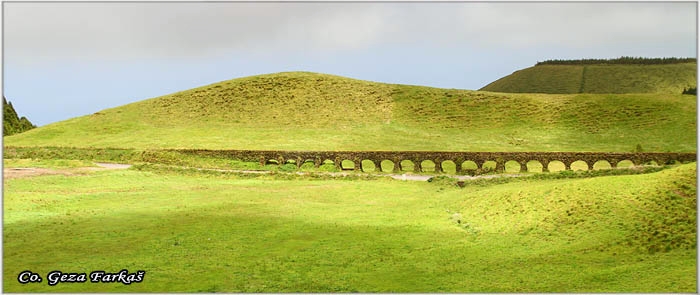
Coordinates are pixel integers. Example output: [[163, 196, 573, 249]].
[[478, 65, 584, 94], [3, 163, 696, 292], [4, 72, 696, 152], [480, 63, 697, 94]]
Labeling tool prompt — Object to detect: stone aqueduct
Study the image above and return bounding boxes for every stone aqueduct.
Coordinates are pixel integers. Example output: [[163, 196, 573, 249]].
[[174, 150, 697, 173]]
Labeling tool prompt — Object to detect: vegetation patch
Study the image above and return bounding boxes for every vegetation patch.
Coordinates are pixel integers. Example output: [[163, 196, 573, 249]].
[[3, 146, 141, 163], [3, 72, 696, 152], [3, 97, 35, 136], [130, 163, 379, 182], [536, 56, 696, 66], [3, 158, 98, 169], [3, 163, 696, 292]]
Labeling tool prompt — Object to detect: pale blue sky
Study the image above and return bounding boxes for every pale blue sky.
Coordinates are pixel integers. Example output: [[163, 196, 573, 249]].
[[3, 1, 697, 126]]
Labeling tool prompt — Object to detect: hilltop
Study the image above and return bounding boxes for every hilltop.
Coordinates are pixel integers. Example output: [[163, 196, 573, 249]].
[[480, 57, 697, 94], [4, 71, 696, 152], [3, 97, 35, 136]]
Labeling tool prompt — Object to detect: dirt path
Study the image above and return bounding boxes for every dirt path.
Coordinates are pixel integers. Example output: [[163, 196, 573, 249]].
[[94, 162, 133, 169], [4, 162, 133, 179], [3, 168, 69, 179], [386, 173, 525, 181]]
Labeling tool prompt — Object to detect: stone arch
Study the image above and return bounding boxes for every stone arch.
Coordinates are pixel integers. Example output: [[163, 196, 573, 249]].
[[505, 160, 523, 173], [399, 160, 415, 172], [616, 160, 635, 169], [360, 159, 377, 172], [299, 159, 317, 170], [592, 160, 612, 170], [420, 160, 436, 173], [547, 160, 566, 172], [380, 160, 396, 173], [317, 159, 337, 171], [526, 160, 544, 173], [265, 159, 280, 165], [481, 160, 497, 172], [461, 160, 478, 171], [341, 159, 356, 170], [441, 160, 457, 174], [279, 159, 298, 170], [641, 160, 660, 166], [570, 160, 589, 171]]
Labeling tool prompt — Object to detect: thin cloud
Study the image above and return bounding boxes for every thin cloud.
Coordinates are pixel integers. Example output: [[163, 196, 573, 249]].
[[4, 2, 695, 65]]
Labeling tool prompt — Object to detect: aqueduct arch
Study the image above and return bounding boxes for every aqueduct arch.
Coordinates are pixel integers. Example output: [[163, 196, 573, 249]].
[[174, 150, 696, 174]]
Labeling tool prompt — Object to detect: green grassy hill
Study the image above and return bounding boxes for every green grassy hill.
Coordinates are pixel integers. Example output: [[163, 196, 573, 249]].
[[4, 72, 696, 152], [480, 63, 697, 94]]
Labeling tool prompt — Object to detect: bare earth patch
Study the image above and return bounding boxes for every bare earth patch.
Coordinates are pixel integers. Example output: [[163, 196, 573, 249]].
[[4, 163, 132, 180], [4, 167, 73, 179], [94, 162, 133, 169]]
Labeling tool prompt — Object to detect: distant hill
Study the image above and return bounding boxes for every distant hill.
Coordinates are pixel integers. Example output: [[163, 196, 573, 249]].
[[480, 57, 697, 94], [3, 97, 35, 136], [4, 72, 696, 152]]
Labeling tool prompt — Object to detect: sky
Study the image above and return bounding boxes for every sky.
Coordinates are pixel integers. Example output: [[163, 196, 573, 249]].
[[2, 1, 697, 126]]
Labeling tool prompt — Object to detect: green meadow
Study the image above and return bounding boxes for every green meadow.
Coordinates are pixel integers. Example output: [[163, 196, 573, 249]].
[[3, 162, 696, 292], [3, 69, 697, 292]]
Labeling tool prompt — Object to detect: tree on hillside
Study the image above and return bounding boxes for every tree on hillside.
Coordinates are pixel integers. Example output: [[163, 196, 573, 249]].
[[3, 97, 36, 136]]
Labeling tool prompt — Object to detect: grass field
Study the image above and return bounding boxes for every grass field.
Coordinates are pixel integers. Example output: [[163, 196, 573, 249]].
[[480, 63, 697, 94], [3, 70, 697, 292], [3, 162, 696, 292], [4, 72, 696, 152]]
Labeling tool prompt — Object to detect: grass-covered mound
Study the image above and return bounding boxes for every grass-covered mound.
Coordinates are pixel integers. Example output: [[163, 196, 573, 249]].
[[480, 61, 696, 94], [4, 72, 696, 152], [3, 163, 696, 292]]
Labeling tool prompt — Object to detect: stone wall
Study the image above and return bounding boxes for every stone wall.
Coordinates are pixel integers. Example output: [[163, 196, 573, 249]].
[[170, 149, 697, 173]]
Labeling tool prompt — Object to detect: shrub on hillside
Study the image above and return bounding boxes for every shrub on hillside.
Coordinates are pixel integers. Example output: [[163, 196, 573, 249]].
[[682, 87, 696, 95], [3, 97, 36, 136]]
